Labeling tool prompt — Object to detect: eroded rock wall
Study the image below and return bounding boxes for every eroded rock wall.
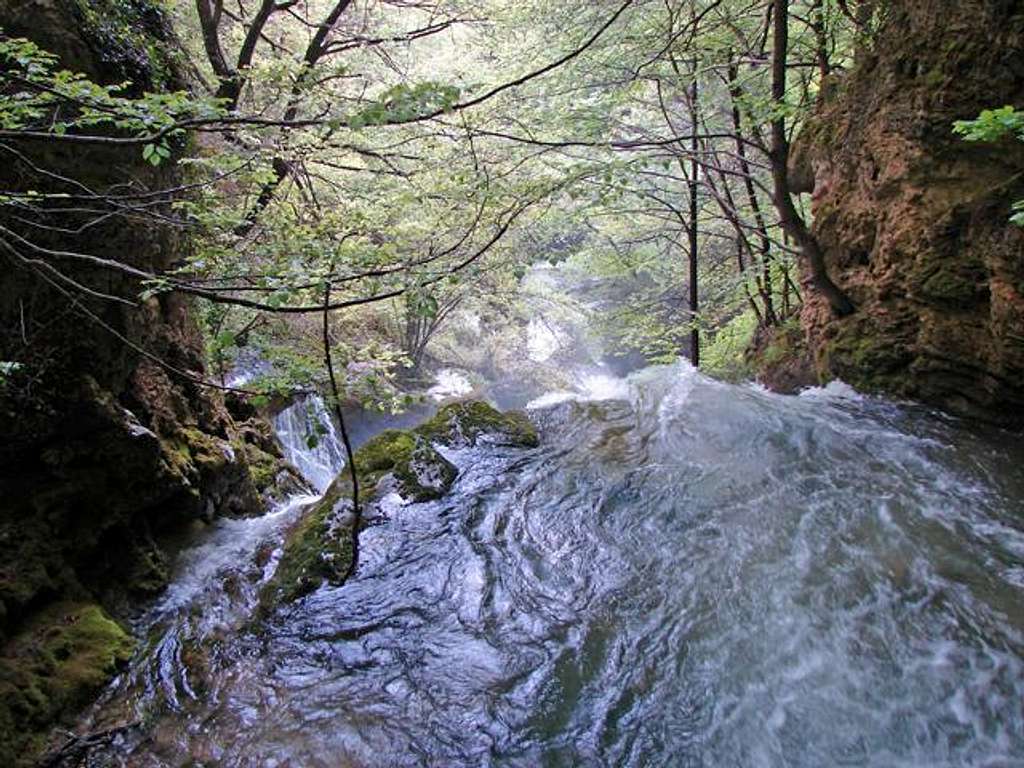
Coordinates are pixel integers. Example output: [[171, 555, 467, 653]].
[[779, 0, 1024, 424], [0, 1, 282, 759]]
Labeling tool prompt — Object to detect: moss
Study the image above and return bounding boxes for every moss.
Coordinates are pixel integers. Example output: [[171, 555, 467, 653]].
[[260, 476, 356, 606], [761, 337, 793, 367], [0, 602, 135, 764], [414, 400, 539, 448], [125, 538, 170, 596], [916, 264, 987, 304], [819, 318, 914, 395], [358, 430, 417, 483], [261, 429, 457, 606], [242, 443, 278, 491], [747, 319, 820, 394], [240, 442, 309, 503], [180, 427, 231, 473], [357, 430, 457, 502]]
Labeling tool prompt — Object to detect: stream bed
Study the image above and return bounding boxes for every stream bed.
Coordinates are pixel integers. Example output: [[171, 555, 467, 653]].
[[74, 361, 1024, 767]]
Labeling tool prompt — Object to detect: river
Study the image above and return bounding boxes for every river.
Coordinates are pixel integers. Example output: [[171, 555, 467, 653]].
[[72, 353, 1024, 767]]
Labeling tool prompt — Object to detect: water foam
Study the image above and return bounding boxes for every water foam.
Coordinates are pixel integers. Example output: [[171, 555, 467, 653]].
[[427, 369, 474, 401]]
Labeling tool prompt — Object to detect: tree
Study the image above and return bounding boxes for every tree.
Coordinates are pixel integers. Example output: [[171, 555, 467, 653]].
[[768, 0, 854, 316]]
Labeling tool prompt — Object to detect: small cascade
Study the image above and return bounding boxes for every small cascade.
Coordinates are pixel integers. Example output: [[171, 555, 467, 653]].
[[273, 394, 346, 492], [526, 317, 564, 362]]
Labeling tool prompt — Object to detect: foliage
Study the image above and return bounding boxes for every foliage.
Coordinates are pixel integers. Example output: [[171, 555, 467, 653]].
[[1, 0, 889, 403], [954, 106, 1024, 225], [0, 32, 222, 161], [954, 106, 1024, 143], [701, 310, 758, 381]]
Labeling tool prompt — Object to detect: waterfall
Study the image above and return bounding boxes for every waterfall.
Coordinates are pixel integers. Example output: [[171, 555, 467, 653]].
[[273, 394, 346, 493]]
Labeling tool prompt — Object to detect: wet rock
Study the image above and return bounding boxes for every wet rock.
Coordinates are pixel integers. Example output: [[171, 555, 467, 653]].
[[260, 476, 358, 606], [240, 442, 311, 505], [415, 400, 539, 448], [358, 429, 458, 502], [748, 321, 818, 394], [261, 430, 457, 607], [263, 401, 536, 608]]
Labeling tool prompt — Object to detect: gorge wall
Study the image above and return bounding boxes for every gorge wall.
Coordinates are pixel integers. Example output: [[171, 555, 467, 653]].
[[0, 1, 293, 760], [766, 0, 1024, 426]]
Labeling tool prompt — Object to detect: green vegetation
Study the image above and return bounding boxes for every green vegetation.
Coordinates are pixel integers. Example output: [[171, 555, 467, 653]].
[[417, 401, 539, 449], [0, 603, 135, 763], [954, 106, 1024, 226], [0, 0, 877, 410]]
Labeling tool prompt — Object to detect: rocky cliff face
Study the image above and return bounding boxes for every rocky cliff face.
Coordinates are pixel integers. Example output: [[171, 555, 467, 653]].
[[0, 1, 292, 760], [765, 0, 1024, 426]]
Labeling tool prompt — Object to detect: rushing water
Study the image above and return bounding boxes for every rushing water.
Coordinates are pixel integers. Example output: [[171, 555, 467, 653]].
[[74, 360, 1024, 767], [273, 394, 347, 493]]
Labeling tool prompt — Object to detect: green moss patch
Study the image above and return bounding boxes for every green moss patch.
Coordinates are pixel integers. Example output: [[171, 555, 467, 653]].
[[261, 476, 357, 606], [748, 320, 819, 394], [913, 261, 989, 305], [818, 317, 915, 396], [0, 602, 134, 764], [415, 400, 539, 449], [240, 443, 308, 503], [358, 430, 458, 502], [261, 430, 457, 607]]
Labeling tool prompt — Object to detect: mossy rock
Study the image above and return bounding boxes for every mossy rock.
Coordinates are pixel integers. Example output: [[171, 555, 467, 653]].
[[748, 321, 819, 394], [0, 602, 134, 764], [161, 426, 232, 488], [241, 442, 309, 504], [160, 425, 262, 519], [261, 433, 456, 607], [820, 318, 914, 395], [414, 400, 539, 449], [124, 536, 170, 596], [358, 430, 458, 502], [262, 401, 535, 609], [260, 475, 357, 606], [914, 262, 989, 305]]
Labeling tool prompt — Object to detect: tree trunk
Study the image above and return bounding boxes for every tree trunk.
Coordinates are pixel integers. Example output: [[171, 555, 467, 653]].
[[687, 69, 701, 367], [769, 0, 855, 317]]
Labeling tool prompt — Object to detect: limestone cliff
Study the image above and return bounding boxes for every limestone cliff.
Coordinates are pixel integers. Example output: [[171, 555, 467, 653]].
[[764, 0, 1024, 426]]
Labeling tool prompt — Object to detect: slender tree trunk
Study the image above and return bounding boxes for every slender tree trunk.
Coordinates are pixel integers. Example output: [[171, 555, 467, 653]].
[[323, 282, 360, 580], [727, 61, 778, 326], [739, 237, 765, 326], [769, 0, 855, 317], [687, 70, 700, 367], [810, 0, 831, 98]]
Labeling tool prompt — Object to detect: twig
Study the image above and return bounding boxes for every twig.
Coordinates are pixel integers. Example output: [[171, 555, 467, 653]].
[[322, 280, 360, 580]]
